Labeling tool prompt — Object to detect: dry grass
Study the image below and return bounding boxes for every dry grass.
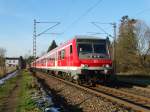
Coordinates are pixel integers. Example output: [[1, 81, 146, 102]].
[[0, 67, 16, 78], [6, 66, 16, 73], [0, 74, 18, 111], [0, 68, 5, 77]]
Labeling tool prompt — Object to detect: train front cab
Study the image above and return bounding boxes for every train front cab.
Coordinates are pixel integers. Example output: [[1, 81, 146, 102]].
[[74, 38, 115, 84]]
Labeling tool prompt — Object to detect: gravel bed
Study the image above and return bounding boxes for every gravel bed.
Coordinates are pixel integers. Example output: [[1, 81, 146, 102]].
[[36, 73, 134, 112]]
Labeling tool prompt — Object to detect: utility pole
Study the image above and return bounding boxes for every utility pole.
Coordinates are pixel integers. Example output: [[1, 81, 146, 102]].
[[33, 19, 36, 68], [32, 19, 60, 68], [112, 23, 117, 75], [91, 22, 117, 75]]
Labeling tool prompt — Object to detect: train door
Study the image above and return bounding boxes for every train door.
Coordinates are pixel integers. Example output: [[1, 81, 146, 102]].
[[69, 44, 73, 66], [55, 52, 58, 66], [45, 58, 47, 67]]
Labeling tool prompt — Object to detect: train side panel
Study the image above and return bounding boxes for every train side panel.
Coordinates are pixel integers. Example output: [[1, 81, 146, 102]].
[[31, 36, 115, 83]]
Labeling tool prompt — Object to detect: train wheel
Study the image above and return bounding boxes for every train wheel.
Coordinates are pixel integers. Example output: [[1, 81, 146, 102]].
[[88, 79, 96, 87], [75, 78, 82, 85], [68, 73, 73, 82]]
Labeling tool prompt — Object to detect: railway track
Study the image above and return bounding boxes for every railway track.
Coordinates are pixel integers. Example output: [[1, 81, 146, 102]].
[[93, 85, 150, 109], [117, 85, 150, 98], [101, 81, 150, 99], [33, 71, 150, 112], [133, 86, 150, 93]]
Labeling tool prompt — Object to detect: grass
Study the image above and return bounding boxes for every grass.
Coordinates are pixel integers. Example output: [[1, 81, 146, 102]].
[[16, 70, 41, 112], [0, 67, 16, 78], [0, 70, 41, 112], [6, 66, 16, 73], [0, 69, 5, 78], [0, 73, 19, 111], [0, 74, 18, 99]]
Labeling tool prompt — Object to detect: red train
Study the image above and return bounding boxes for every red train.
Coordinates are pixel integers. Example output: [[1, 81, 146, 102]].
[[31, 36, 114, 84]]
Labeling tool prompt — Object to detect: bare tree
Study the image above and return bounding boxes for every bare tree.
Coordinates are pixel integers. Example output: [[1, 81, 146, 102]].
[[116, 16, 138, 72], [0, 48, 6, 75], [135, 20, 150, 70]]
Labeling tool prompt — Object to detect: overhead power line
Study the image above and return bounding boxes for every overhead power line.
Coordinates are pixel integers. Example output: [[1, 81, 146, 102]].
[[32, 19, 61, 67], [63, 0, 103, 33], [37, 22, 60, 37], [134, 8, 150, 17], [87, 32, 107, 35], [91, 22, 113, 37], [91, 21, 117, 74], [43, 33, 63, 35]]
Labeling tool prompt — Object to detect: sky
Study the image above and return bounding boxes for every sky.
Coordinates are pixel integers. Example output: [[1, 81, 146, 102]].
[[0, 0, 150, 57]]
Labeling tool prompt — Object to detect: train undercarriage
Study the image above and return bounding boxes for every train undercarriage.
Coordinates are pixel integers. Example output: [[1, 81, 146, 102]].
[[31, 67, 116, 86]]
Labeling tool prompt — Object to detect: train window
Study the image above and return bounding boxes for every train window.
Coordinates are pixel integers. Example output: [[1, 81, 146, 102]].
[[52, 54, 55, 61], [51, 55, 53, 61], [78, 43, 92, 54], [70, 45, 72, 54], [58, 51, 61, 59], [61, 49, 65, 59], [93, 44, 107, 54], [55, 53, 57, 60]]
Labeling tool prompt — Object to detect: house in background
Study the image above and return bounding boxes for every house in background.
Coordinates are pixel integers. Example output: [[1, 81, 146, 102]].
[[5, 57, 20, 68]]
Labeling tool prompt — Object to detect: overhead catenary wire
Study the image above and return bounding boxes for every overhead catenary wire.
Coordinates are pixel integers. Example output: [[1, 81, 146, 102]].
[[63, 0, 103, 34], [130, 8, 150, 20], [134, 8, 150, 17], [37, 22, 60, 37], [87, 32, 107, 35], [33, 20, 61, 64], [91, 22, 113, 37]]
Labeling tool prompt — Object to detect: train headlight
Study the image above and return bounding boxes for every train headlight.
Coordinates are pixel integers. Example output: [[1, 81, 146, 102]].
[[105, 64, 109, 68], [104, 69, 108, 74], [81, 64, 88, 68], [81, 64, 84, 67], [103, 64, 109, 68]]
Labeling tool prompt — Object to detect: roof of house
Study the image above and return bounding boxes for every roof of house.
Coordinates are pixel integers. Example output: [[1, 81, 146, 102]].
[[5, 57, 19, 60]]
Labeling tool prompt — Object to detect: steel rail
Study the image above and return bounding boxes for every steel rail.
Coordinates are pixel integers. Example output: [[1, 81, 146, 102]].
[[133, 86, 150, 93], [116, 81, 150, 98], [34, 72, 150, 112], [117, 85, 150, 98], [95, 85, 150, 108]]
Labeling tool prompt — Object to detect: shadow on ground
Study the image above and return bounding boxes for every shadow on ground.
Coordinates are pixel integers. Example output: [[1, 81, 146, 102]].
[[116, 74, 150, 87]]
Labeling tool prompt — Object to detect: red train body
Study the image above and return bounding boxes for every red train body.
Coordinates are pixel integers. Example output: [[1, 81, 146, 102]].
[[31, 36, 114, 83]]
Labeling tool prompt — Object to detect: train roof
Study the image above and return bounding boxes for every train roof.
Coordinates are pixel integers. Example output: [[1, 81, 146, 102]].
[[74, 35, 106, 40], [34, 35, 107, 62]]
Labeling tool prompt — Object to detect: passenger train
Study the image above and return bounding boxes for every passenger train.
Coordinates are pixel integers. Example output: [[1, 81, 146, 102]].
[[31, 36, 114, 84]]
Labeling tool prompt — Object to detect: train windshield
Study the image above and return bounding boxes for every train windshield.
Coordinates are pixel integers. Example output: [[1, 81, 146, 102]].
[[78, 43, 107, 54], [77, 39, 109, 59], [93, 44, 107, 54], [78, 44, 93, 53]]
